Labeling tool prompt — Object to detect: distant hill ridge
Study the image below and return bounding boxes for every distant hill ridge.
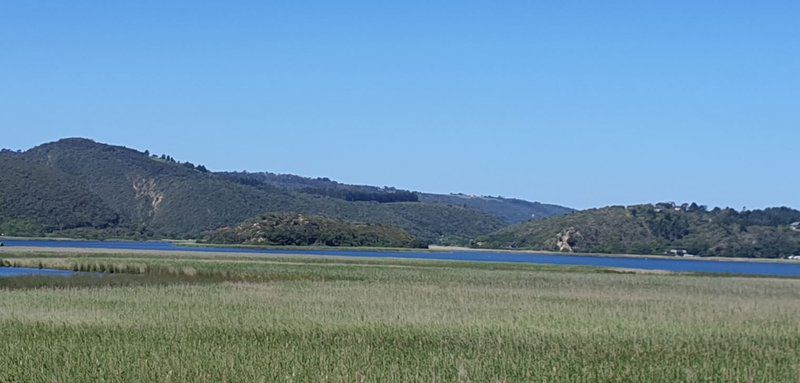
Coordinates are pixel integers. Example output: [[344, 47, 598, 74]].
[[217, 172, 574, 223], [417, 193, 574, 224], [1, 138, 569, 244], [475, 203, 800, 258], [218, 171, 420, 203]]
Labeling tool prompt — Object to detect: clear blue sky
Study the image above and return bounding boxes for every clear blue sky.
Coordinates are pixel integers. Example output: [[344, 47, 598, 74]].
[[2, 1, 798, 210]]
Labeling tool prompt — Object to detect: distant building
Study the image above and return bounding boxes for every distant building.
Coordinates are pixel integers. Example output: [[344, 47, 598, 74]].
[[667, 249, 692, 257], [790, 222, 800, 231]]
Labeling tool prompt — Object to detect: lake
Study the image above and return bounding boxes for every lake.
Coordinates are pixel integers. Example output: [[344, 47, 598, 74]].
[[2, 239, 800, 277], [0, 266, 76, 278]]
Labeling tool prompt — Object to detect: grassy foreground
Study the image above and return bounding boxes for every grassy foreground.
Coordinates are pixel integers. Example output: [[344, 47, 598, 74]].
[[1, 251, 799, 382]]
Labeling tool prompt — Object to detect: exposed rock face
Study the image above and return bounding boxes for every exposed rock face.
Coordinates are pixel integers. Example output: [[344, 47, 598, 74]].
[[556, 227, 582, 252], [132, 177, 165, 215]]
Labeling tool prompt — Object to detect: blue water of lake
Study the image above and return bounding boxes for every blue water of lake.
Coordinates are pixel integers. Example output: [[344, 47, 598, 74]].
[[0, 266, 76, 278], [2, 240, 800, 278]]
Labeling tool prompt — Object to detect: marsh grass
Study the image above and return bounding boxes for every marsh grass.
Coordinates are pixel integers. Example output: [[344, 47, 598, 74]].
[[1, 251, 799, 382]]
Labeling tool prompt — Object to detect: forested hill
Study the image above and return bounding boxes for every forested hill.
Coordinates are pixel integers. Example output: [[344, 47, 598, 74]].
[[203, 213, 425, 248], [218, 172, 574, 224], [417, 193, 575, 224], [0, 154, 120, 235], [475, 203, 800, 258], [218, 171, 419, 203], [1, 138, 505, 243]]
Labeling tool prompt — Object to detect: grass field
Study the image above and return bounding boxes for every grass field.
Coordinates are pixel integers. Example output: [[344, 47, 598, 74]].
[[1, 250, 799, 382]]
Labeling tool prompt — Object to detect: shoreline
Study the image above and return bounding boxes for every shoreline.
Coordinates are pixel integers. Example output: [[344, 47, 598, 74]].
[[428, 245, 800, 264], [2, 236, 798, 264]]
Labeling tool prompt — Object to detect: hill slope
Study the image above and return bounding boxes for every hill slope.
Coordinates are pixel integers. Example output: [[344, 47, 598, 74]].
[[0, 153, 120, 236], [218, 172, 574, 223], [219, 172, 419, 203], [203, 213, 424, 248], [417, 193, 575, 224], [18, 138, 301, 237], [475, 204, 800, 258], [3, 138, 504, 243]]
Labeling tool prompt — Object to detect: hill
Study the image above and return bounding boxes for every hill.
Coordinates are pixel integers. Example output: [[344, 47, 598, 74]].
[[203, 213, 425, 248], [16, 138, 299, 238], [0, 153, 120, 236], [417, 193, 575, 224], [475, 203, 800, 258], [219, 171, 419, 203], [218, 172, 574, 223], [2, 138, 505, 243]]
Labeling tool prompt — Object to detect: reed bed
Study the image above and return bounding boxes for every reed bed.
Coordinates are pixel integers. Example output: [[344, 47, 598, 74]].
[[1, 252, 799, 382]]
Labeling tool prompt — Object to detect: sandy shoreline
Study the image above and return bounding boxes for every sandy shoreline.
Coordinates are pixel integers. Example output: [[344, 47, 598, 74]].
[[427, 245, 798, 264], [1, 240, 796, 265]]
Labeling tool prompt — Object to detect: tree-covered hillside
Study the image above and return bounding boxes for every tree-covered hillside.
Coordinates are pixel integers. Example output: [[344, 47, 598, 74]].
[[2, 138, 504, 243], [219, 172, 574, 223], [219, 172, 419, 203], [17, 138, 300, 237], [0, 153, 120, 236], [203, 213, 425, 248], [418, 193, 575, 224], [475, 203, 800, 258]]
